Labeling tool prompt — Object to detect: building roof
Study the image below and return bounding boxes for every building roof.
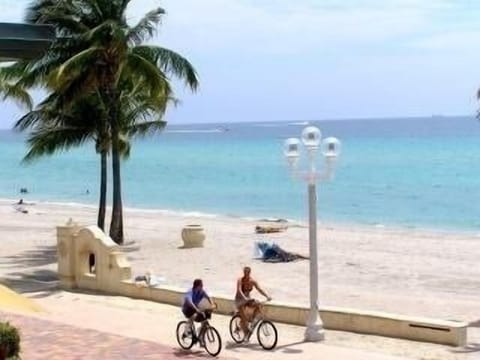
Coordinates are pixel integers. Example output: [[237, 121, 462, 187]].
[[0, 23, 54, 61]]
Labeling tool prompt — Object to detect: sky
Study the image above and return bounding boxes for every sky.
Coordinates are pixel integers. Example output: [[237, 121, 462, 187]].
[[1, 0, 480, 127]]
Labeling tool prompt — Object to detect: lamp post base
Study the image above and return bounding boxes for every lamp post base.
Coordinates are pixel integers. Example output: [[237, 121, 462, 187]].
[[304, 312, 325, 342]]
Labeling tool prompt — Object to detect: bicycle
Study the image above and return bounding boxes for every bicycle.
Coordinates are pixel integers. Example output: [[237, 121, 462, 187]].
[[229, 299, 278, 350], [176, 304, 222, 357]]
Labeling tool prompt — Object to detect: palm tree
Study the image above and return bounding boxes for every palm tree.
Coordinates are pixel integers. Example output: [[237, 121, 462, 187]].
[[15, 79, 173, 231], [4, 0, 198, 244], [48, 2, 198, 244], [0, 2, 110, 228], [14, 92, 110, 230]]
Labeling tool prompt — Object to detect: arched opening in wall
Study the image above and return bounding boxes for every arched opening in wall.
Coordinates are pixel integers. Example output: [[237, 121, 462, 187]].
[[88, 253, 96, 274]]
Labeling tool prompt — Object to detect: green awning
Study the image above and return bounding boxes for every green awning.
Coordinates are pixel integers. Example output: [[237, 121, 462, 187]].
[[0, 23, 54, 61]]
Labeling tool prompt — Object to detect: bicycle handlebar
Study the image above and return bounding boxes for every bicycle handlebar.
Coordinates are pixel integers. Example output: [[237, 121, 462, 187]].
[[245, 298, 272, 306], [258, 299, 272, 305], [198, 302, 218, 313]]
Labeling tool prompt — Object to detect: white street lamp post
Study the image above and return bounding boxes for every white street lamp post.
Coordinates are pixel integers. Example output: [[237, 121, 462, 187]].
[[283, 126, 341, 342]]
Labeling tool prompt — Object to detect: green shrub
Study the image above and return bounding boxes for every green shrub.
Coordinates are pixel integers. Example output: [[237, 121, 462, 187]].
[[0, 322, 20, 359]]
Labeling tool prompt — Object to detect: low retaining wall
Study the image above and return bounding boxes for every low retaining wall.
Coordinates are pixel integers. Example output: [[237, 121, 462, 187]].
[[114, 281, 466, 346], [56, 223, 468, 347]]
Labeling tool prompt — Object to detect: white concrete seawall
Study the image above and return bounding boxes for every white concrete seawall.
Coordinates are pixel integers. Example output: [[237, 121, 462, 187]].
[[56, 223, 468, 347]]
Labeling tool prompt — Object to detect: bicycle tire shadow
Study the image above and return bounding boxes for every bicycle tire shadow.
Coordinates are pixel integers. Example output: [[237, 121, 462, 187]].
[[450, 342, 480, 354], [172, 348, 213, 358], [225, 340, 304, 354]]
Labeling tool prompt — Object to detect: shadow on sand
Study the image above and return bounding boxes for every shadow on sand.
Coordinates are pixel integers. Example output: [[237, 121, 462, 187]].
[[1, 269, 59, 299], [225, 340, 304, 355], [1, 245, 57, 268], [0, 245, 60, 298], [172, 348, 216, 358], [450, 342, 480, 354], [469, 319, 480, 327]]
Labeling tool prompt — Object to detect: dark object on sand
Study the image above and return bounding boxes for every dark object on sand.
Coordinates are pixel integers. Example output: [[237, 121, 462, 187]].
[[13, 205, 28, 214], [255, 218, 288, 234], [258, 218, 288, 223], [255, 225, 286, 234], [255, 242, 308, 263], [135, 275, 148, 283]]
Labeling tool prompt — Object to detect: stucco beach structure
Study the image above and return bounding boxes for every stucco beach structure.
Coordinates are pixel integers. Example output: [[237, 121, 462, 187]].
[[0, 22, 54, 61]]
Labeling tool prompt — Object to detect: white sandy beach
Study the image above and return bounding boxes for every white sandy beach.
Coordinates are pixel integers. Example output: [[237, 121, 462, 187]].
[[0, 198, 479, 359]]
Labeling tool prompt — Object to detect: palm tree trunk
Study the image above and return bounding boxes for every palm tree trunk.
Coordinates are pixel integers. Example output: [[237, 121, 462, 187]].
[[110, 127, 124, 244], [104, 67, 124, 244], [97, 151, 107, 231], [98, 61, 123, 245]]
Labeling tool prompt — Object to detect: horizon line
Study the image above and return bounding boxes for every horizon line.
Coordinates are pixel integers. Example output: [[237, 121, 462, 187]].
[[0, 113, 475, 130]]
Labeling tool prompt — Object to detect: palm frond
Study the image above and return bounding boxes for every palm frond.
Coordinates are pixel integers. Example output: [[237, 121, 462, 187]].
[[132, 45, 199, 90], [82, 19, 127, 46], [125, 53, 171, 97], [0, 83, 33, 110], [25, 0, 58, 23], [82, 0, 104, 24], [118, 133, 131, 159], [15, 101, 71, 132], [15, 90, 102, 132], [127, 7, 165, 46], [1, 36, 89, 88], [0, 61, 30, 82], [23, 125, 93, 163], [126, 119, 166, 138], [53, 69, 98, 106], [55, 47, 101, 85], [118, 0, 133, 15], [42, 14, 90, 34], [14, 110, 45, 131]]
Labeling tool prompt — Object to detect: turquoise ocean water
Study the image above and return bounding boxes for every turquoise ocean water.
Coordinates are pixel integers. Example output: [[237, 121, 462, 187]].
[[1, 116, 480, 232]]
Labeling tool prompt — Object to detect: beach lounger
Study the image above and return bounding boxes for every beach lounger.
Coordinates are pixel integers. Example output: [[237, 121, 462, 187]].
[[255, 225, 285, 233], [255, 222, 288, 234]]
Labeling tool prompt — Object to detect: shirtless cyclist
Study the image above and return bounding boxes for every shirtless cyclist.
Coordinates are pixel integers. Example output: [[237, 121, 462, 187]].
[[235, 266, 271, 336]]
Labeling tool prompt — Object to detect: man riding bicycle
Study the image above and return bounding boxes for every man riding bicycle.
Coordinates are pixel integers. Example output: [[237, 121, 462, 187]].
[[235, 267, 271, 336], [179, 279, 222, 354], [182, 279, 214, 323]]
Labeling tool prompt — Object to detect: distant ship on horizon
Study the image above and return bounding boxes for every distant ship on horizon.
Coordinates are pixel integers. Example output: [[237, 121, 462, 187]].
[[288, 121, 310, 126], [166, 126, 229, 134]]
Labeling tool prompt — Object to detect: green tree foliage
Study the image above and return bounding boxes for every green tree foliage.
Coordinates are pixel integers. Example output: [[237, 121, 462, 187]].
[[1, 0, 198, 243], [0, 322, 20, 360]]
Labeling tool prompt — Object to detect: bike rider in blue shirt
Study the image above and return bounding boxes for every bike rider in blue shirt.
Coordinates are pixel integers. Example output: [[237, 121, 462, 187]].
[[182, 279, 213, 322]]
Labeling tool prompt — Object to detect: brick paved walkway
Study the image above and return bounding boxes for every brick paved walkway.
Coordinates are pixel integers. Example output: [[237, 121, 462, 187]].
[[0, 312, 229, 359]]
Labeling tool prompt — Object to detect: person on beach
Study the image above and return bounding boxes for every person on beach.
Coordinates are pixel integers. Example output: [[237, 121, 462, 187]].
[[235, 266, 271, 336], [13, 199, 28, 214], [182, 279, 214, 323]]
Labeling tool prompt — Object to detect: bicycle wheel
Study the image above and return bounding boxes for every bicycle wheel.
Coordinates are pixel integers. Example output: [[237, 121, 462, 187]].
[[257, 320, 278, 350], [203, 325, 222, 357], [229, 314, 246, 343], [176, 321, 194, 350]]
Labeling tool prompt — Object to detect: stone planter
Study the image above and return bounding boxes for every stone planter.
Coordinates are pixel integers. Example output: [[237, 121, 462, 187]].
[[181, 225, 205, 248]]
